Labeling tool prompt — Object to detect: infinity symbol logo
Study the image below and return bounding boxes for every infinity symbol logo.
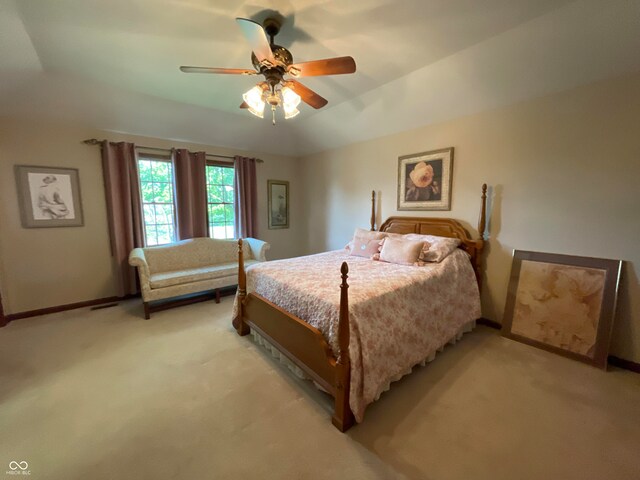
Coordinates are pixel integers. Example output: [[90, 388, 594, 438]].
[[8, 461, 28, 471]]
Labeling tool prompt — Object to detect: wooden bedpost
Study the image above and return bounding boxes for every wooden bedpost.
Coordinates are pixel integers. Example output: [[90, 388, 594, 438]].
[[370, 190, 376, 231], [474, 184, 488, 290], [332, 261, 355, 432], [233, 238, 250, 336], [478, 183, 487, 240]]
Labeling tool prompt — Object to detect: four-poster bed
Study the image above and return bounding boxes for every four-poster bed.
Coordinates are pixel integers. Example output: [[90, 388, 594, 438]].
[[233, 184, 488, 432]]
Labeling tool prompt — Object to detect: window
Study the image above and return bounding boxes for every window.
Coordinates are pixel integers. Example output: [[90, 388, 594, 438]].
[[138, 157, 177, 246], [206, 164, 235, 239]]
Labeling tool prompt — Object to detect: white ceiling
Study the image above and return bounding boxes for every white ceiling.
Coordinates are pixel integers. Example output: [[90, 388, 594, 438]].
[[1, 0, 639, 157]]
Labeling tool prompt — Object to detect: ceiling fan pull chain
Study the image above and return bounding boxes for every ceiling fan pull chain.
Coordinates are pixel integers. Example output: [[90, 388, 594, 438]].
[[272, 106, 276, 126]]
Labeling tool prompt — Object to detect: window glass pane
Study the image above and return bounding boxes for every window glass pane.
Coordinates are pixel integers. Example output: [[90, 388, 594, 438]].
[[210, 204, 225, 223], [215, 167, 224, 184], [138, 160, 153, 182], [223, 185, 234, 203], [140, 182, 154, 203], [154, 204, 173, 224], [206, 166, 217, 185], [153, 161, 170, 180], [138, 158, 176, 246], [156, 224, 172, 245], [143, 205, 156, 225], [153, 182, 173, 203], [208, 186, 223, 203], [206, 165, 236, 240], [145, 225, 158, 246], [222, 168, 234, 185], [210, 224, 226, 239], [224, 204, 234, 223]]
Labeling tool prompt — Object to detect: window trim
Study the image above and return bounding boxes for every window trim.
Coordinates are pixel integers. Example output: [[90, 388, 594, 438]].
[[138, 155, 178, 247]]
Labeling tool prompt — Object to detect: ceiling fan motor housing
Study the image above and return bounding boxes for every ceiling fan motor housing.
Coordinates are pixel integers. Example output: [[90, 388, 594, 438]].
[[251, 45, 293, 71], [252, 43, 293, 89]]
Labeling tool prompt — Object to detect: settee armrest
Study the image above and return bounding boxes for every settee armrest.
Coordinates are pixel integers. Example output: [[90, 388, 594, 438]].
[[129, 248, 150, 286], [245, 238, 270, 262]]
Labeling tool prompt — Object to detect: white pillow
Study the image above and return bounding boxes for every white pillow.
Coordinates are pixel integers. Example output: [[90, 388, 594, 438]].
[[378, 237, 424, 266], [404, 234, 461, 263]]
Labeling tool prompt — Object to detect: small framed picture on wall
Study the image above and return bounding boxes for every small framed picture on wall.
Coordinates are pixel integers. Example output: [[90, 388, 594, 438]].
[[267, 180, 289, 229], [15, 165, 84, 228], [397, 147, 453, 211]]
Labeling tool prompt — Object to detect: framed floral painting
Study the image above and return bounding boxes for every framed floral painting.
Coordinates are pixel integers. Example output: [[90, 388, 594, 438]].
[[397, 147, 453, 211], [15, 165, 84, 228], [502, 250, 622, 369]]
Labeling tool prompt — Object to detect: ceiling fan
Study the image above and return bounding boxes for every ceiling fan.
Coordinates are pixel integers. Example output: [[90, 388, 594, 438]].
[[180, 17, 356, 124]]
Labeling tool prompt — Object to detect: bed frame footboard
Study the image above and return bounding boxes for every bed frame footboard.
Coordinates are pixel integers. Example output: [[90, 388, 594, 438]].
[[235, 239, 355, 432]]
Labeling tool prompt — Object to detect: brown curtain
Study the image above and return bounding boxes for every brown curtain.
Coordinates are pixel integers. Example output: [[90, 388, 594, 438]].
[[101, 141, 144, 297], [233, 155, 258, 238], [174, 149, 208, 239]]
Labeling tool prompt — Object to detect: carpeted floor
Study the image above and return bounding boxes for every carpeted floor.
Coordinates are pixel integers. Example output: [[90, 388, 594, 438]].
[[1, 297, 639, 480]]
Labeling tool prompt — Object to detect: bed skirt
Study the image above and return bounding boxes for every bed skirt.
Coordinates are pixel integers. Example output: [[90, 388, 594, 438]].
[[250, 319, 476, 405]]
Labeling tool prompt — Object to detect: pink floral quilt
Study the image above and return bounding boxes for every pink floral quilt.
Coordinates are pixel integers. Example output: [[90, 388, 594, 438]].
[[239, 249, 481, 422]]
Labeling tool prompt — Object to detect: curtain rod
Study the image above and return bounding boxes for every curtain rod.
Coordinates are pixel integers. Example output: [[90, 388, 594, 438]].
[[81, 138, 263, 163]]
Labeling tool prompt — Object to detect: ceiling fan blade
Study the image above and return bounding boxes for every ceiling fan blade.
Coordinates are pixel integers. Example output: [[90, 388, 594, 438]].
[[240, 101, 249, 109], [180, 66, 256, 75], [235, 18, 276, 65], [288, 56, 356, 77], [286, 80, 328, 109]]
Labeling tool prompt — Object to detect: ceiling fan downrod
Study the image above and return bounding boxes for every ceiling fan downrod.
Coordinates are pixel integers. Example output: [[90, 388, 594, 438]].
[[263, 18, 281, 46]]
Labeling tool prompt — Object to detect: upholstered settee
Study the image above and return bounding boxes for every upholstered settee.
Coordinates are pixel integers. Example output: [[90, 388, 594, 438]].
[[129, 237, 269, 319]]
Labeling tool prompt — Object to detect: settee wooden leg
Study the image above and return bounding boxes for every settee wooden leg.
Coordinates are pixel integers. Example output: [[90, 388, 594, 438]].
[[143, 302, 151, 320], [215, 289, 221, 304]]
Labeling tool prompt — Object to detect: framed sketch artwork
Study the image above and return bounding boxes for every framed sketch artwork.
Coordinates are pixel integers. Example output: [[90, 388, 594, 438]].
[[15, 165, 84, 228], [267, 180, 289, 229], [502, 250, 622, 369], [397, 147, 453, 211]]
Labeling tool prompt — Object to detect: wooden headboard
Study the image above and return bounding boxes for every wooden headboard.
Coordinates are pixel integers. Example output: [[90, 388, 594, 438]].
[[375, 184, 487, 287]]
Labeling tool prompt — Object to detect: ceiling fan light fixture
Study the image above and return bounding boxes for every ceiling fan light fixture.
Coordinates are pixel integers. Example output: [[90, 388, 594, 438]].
[[284, 107, 300, 119], [242, 85, 265, 118], [281, 86, 301, 109]]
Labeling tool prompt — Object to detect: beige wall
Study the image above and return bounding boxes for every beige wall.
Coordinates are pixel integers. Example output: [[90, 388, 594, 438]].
[[0, 119, 304, 314], [300, 71, 640, 362]]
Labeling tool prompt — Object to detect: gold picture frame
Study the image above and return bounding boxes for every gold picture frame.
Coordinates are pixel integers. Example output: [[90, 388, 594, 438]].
[[267, 180, 289, 229], [502, 250, 622, 369]]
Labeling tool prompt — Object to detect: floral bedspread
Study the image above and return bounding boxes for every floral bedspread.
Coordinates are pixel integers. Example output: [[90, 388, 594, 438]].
[[237, 249, 481, 422]]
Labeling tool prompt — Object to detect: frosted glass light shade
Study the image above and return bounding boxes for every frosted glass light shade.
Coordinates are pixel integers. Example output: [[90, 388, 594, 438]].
[[243, 85, 265, 118], [284, 108, 300, 119], [281, 86, 301, 108], [281, 86, 301, 119]]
